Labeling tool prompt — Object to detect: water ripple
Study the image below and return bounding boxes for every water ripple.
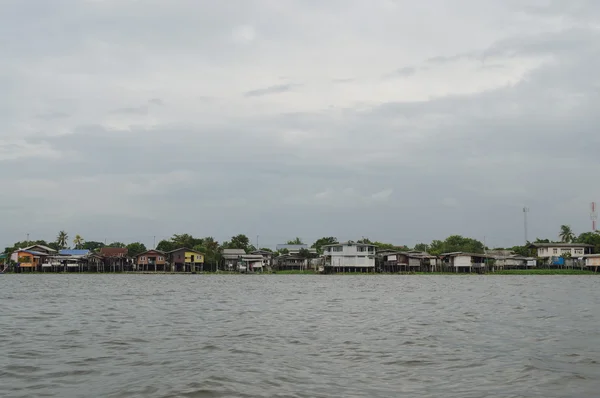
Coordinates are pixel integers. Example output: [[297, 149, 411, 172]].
[[1, 275, 599, 397]]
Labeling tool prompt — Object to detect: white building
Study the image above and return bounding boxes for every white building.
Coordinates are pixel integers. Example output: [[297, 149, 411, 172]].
[[322, 241, 377, 272], [529, 243, 593, 258]]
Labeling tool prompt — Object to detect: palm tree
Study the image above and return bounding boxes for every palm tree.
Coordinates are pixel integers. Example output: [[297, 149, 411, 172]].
[[559, 225, 575, 243], [73, 234, 84, 249], [56, 231, 68, 249]]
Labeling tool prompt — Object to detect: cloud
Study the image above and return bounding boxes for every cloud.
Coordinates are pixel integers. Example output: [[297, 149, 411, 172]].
[[244, 84, 296, 97], [0, 0, 599, 250], [110, 105, 149, 115]]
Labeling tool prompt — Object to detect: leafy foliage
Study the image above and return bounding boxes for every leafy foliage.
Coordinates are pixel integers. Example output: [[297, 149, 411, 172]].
[[311, 237, 338, 254], [73, 234, 84, 249], [287, 237, 304, 245], [559, 225, 575, 243], [107, 242, 127, 248], [56, 231, 68, 249], [126, 242, 147, 258], [428, 235, 485, 255], [81, 241, 105, 252]]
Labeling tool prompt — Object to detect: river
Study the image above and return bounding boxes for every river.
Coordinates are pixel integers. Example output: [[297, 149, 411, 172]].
[[1, 275, 599, 397]]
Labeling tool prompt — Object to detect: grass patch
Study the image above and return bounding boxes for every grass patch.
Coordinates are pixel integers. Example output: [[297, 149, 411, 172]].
[[494, 269, 597, 275]]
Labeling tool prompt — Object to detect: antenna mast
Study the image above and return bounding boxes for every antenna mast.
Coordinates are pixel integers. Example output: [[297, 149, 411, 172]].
[[523, 207, 529, 244], [591, 202, 597, 231]]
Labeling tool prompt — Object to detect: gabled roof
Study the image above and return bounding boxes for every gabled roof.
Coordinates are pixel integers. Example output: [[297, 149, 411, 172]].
[[251, 250, 273, 255], [23, 245, 57, 253], [100, 247, 129, 257], [441, 252, 490, 258], [18, 250, 48, 256], [276, 244, 308, 251], [135, 249, 165, 257], [322, 240, 377, 248], [166, 247, 203, 255], [528, 242, 593, 248], [222, 248, 246, 255]]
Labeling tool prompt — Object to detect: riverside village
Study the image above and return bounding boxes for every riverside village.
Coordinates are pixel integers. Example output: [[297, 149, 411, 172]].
[[2, 224, 600, 274]]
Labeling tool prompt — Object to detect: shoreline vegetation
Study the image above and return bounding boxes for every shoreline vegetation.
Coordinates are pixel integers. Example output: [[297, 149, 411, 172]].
[[4, 269, 597, 275]]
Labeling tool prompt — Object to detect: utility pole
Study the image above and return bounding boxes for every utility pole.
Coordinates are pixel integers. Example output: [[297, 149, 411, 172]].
[[153, 236, 156, 249], [256, 235, 259, 250], [26, 233, 29, 243], [523, 207, 529, 245]]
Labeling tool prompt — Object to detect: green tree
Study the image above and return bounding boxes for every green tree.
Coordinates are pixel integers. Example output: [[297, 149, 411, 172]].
[[126, 242, 147, 257], [576, 231, 600, 253], [414, 243, 429, 252], [107, 242, 127, 248], [82, 241, 105, 252], [156, 240, 175, 252], [428, 235, 485, 255], [559, 225, 575, 243], [56, 231, 69, 249], [171, 233, 203, 249], [311, 237, 338, 254], [223, 234, 251, 252], [73, 234, 84, 249], [287, 237, 304, 245]]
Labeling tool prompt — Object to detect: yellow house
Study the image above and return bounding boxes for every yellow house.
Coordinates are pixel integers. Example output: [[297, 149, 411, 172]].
[[167, 248, 205, 272]]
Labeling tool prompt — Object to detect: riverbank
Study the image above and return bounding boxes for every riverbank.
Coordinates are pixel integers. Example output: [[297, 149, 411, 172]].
[[3, 269, 597, 275]]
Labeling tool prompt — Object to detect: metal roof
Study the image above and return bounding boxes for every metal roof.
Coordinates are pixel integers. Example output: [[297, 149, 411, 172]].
[[529, 242, 593, 248], [322, 241, 377, 247], [59, 249, 91, 256]]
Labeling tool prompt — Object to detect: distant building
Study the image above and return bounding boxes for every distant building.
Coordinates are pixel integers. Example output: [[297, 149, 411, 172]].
[[528, 243, 593, 258], [322, 241, 377, 272], [275, 244, 317, 255]]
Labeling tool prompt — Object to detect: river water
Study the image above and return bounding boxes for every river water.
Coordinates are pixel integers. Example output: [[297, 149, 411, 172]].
[[1, 275, 599, 397]]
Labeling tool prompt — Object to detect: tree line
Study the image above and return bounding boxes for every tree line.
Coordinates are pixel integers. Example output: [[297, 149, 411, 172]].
[[4, 224, 599, 265]]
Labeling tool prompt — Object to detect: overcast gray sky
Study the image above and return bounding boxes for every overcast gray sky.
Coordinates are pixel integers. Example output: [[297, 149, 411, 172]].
[[1, 0, 599, 250]]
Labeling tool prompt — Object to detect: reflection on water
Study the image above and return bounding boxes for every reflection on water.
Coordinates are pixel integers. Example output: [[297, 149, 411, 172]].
[[1, 275, 599, 397]]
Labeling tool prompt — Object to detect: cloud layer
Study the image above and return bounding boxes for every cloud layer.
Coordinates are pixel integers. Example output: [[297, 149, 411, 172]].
[[1, 0, 600, 249]]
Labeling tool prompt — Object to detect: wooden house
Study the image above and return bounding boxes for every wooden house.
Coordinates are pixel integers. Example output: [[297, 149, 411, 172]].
[[11, 249, 49, 272], [221, 249, 246, 271], [239, 254, 265, 273], [100, 247, 131, 272], [440, 252, 491, 273], [583, 254, 600, 272], [275, 254, 308, 271], [250, 250, 274, 270], [135, 250, 167, 272], [167, 248, 204, 272]]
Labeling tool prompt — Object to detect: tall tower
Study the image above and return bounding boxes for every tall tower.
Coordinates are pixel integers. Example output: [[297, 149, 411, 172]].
[[591, 202, 597, 231]]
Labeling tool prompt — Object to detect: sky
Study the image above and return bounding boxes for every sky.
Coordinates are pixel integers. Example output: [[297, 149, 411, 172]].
[[1, 0, 600, 250]]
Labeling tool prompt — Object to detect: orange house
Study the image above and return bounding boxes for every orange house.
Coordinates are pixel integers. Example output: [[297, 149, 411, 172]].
[[14, 250, 48, 272]]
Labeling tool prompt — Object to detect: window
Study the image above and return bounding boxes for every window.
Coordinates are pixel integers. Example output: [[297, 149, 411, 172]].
[[561, 248, 571, 253], [141, 256, 146, 261], [574, 249, 583, 255], [158, 256, 163, 261], [332, 246, 343, 252], [553, 249, 558, 254]]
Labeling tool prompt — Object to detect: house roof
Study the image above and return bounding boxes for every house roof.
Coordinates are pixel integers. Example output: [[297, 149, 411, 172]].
[[528, 242, 593, 248], [441, 252, 491, 258], [275, 244, 308, 250], [135, 249, 165, 258], [251, 250, 273, 255], [59, 249, 91, 256], [99, 247, 129, 257], [222, 249, 246, 255], [166, 247, 203, 255], [322, 241, 377, 248], [23, 245, 57, 253], [18, 250, 48, 256], [240, 254, 264, 260]]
